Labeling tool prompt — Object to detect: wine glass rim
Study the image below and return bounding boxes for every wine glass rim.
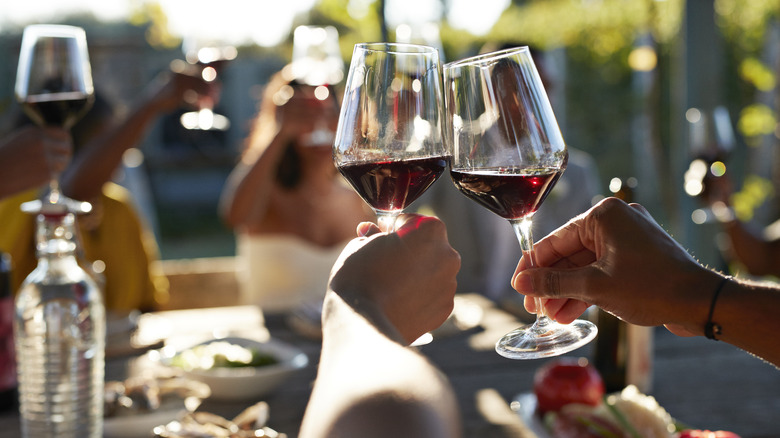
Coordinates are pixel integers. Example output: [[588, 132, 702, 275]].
[[23, 24, 86, 38], [444, 46, 530, 69], [354, 42, 439, 55]]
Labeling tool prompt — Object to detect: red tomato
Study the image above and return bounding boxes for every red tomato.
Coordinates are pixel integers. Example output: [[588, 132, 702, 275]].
[[679, 430, 741, 438], [533, 358, 605, 414]]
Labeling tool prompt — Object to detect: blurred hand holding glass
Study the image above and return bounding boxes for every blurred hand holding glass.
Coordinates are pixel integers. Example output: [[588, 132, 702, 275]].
[[443, 46, 597, 359], [179, 36, 236, 131], [14, 24, 94, 212]]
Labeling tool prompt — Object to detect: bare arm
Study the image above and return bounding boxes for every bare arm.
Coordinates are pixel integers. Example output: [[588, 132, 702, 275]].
[[61, 70, 211, 201], [513, 197, 780, 368], [300, 215, 462, 438], [721, 219, 780, 277]]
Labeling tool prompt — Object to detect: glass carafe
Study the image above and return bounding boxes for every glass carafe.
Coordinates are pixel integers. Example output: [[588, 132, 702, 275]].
[[14, 209, 105, 438]]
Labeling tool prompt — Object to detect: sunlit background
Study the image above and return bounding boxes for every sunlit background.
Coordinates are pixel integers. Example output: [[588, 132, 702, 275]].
[[1, 0, 779, 273]]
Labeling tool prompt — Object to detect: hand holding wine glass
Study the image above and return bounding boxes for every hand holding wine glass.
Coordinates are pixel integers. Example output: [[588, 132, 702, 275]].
[[334, 43, 447, 233], [179, 36, 236, 131], [14, 24, 94, 212], [443, 46, 597, 359]]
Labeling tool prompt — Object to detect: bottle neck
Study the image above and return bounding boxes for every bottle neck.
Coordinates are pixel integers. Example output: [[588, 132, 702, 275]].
[[35, 212, 79, 261]]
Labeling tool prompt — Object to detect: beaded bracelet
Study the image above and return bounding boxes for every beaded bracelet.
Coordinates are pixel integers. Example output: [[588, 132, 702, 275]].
[[704, 275, 731, 340]]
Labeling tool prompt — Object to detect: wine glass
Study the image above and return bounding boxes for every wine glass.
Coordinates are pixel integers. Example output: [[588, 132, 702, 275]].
[[179, 36, 236, 131], [334, 43, 448, 233], [15, 24, 94, 214], [443, 46, 597, 359]]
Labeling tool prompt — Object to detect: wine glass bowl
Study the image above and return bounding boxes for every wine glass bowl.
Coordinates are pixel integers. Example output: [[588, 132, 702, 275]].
[[15, 24, 94, 213], [334, 43, 447, 232], [179, 36, 236, 131], [444, 46, 597, 359]]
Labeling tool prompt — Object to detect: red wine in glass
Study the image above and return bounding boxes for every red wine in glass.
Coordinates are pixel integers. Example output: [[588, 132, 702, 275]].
[[21, 92, 91, 129], [450, 167, 563, 220], [338, 155, 447, 213]]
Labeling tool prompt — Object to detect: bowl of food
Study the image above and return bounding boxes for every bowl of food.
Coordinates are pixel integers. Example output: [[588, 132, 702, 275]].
[[161, 336, 309, 401]]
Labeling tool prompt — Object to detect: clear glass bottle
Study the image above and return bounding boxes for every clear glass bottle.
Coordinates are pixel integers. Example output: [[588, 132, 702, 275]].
[[14, 210, 105, 438]]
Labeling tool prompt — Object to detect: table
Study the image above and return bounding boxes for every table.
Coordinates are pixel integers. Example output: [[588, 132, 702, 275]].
[[0, 295, 778, 437]]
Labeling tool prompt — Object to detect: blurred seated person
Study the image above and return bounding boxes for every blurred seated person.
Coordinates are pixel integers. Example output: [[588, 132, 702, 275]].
[[0, 125, 72, 200], [0, 65, 213, 312], [219, 66, 373, 313]]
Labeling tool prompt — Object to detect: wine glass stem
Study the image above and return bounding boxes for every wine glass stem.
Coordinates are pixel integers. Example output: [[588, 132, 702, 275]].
[[376, 211, 400, 233], [510, 217, 547, 321]]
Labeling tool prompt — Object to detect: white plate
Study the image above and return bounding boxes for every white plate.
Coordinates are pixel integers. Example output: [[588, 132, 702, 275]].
[[160, 337, 309, 401]]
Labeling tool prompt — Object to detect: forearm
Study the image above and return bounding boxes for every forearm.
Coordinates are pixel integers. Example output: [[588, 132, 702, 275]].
[[301, 292, 459, 438], [708, 277, 780, 367], [61, 100, 162, 200], [219, 136, 287, 228], [723, 220, 780, 277]]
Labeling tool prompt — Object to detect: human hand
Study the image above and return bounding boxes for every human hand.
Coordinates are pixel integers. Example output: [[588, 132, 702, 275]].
[[0, 125, 72, 189], [512, 197, 717, 334], [275, 87, 339, 144], [146, 63, 216, 113], [327, 214, 461, 344]]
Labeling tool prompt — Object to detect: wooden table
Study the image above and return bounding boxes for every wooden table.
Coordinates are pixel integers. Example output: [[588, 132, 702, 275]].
[[0, 296, 778, 437]]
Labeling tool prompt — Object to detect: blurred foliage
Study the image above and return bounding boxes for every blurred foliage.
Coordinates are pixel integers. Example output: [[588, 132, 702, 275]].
[[129, 1, 181, 49], [488, 0, 682, 62], [733, 174, 776, 221]]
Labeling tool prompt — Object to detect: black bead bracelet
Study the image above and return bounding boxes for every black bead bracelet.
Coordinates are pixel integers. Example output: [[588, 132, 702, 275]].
[[704, 275, 731, 341]]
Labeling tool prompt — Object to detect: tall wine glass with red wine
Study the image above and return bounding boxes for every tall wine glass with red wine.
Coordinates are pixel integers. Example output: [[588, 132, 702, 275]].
[[15, 24, 94, 212], [444, 46, 597, 359], [334, 43, 447, 232]]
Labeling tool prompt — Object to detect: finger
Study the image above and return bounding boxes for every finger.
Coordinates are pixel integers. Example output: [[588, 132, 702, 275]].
[[551, 299, 591, 324], [513, 265, 601, 303]]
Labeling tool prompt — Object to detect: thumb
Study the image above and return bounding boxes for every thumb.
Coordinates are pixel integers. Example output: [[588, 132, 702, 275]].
[[512, 265, 599, 302]]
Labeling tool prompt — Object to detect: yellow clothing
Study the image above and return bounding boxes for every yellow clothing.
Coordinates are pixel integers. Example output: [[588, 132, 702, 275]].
[[0, 183, 168, 311]]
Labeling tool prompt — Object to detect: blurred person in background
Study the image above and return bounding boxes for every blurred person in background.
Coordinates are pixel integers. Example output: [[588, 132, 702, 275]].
[[219, 65, 373, 314], [0, 125, 72, 200], [698, 168, 780, 278], [0, 64, 214, 313]]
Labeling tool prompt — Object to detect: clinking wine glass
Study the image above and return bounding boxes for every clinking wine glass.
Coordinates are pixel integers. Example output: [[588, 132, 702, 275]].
[[15, 24, 94, 214], [334, 43, 448, 233], [443, 46, 597, 359], [179, 36, 236, 131]]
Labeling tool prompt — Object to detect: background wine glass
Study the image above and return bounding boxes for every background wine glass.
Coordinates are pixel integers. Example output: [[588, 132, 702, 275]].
[[179, 36, 236, 131], [334, 43, 447, 233], [15, 24, 94, 211], [444, 46, 597, 359]]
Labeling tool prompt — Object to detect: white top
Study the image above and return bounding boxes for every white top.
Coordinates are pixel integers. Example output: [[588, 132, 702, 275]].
[[236, 233, 348, 313]]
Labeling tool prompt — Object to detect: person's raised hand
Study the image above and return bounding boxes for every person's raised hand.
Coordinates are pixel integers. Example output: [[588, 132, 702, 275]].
[[327, 214, 461, 344], [512, 197, 718, 335]]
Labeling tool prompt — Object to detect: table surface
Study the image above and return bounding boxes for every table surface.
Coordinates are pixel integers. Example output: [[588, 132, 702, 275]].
[[0, 295, 778, 438]]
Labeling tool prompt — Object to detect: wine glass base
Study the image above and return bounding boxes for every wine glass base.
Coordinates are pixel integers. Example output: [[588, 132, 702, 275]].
[[495, 318, 598, 360]]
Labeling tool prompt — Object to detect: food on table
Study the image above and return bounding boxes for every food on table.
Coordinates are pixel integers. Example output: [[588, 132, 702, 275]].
[[153, 401, 287, 437], [533, 358, 678, 437], [169, 340, 278, 371], [533, 357, 606, 414], [104, 374, 210, 418]]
